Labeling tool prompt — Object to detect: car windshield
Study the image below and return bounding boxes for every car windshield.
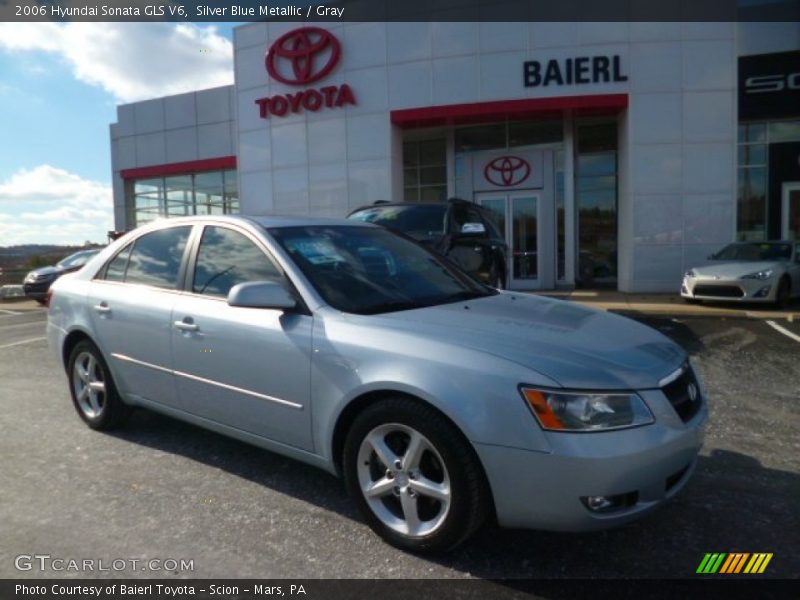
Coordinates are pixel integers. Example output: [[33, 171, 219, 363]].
[[57, 250, 98, 268], [711, 242, 792, 261], [269, 225, 495, 315], [348, 205, 447, 241]]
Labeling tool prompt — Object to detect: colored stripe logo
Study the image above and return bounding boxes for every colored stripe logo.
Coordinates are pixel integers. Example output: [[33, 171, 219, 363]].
[[697, 553, 773, 574]]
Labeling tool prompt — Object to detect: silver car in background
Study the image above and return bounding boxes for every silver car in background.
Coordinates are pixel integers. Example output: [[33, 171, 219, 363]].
[[681, 241, 800, 307], [48, 216, 707, 551]]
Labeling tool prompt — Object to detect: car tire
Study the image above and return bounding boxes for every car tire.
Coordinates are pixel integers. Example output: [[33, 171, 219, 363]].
[[775, 277, 791, 309], [67, 339, 131, 430], [684, 297, 700, 305], [343, 397, 489, 552]]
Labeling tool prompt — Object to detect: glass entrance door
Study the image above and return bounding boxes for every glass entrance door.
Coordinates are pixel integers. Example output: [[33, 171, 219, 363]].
[[477, 192, 551, 290], [783, 182, 800, 240]]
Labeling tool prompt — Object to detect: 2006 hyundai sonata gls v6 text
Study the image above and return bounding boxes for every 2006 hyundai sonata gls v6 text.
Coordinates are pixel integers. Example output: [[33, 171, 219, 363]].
[[48, 216, 707, 551]]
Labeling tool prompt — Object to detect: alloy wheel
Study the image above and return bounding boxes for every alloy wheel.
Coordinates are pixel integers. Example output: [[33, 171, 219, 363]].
[[356, 423, 451, 538], [72, 351, 106, 419]]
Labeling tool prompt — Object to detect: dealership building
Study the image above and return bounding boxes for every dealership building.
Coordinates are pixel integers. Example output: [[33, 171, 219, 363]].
[[109, 21, 800, 291]]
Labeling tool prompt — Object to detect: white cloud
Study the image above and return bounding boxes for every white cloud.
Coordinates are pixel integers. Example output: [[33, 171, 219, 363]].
[[0, 165, 113, 245], [0, 23, 233, 102]]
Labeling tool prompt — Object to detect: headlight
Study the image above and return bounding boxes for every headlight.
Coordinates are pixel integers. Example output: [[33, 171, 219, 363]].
[[520, 387, 654, 432], [741, 269, 774, 280], [684, 270, 696, 278]]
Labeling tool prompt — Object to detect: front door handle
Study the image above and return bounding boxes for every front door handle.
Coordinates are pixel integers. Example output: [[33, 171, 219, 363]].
[[93, 302, 111, 314], [174, 318, 199, 332]]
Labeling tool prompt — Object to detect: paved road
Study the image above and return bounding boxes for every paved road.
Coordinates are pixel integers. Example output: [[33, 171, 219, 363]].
[[0, 309, 798, 580]]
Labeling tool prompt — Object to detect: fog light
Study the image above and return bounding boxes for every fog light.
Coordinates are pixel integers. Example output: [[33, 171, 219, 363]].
[[585, 496, 613, 511], [753, 286, 771, 298], [580, 491, 638, 513]]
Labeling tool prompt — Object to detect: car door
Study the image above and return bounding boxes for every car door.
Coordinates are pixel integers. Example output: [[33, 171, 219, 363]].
[[170, 224, 313, 451], [446, 203, 496, 283], [88, 225, 193, 408]]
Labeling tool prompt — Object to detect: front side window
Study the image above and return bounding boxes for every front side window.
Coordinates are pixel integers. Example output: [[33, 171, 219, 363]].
[[192, 226, 282, 297], [269, 225, 494, 315], [124, 227, 191, 289]]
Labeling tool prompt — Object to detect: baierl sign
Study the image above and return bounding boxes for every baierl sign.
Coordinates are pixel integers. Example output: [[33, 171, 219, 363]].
[[254, 27, 356, 119]]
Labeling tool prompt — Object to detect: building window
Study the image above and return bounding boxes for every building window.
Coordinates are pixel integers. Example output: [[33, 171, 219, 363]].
[[576, 123, 617, 287], [737, 123, 768, 241], [454, 118, 563, 153], [403, 139, 446, 203], [130, 169, 238, 227]]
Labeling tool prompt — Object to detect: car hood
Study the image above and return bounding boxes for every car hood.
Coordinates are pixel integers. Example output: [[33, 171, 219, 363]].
[[691, 261, 783, 278], [366, 293, 685, 390], [28, 265, 63, 277]]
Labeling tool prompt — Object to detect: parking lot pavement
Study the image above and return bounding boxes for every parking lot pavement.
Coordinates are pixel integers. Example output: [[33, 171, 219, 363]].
[[0, 309, 798, 580]]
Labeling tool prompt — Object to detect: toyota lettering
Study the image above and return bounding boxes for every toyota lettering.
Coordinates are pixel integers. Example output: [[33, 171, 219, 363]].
[[255, 27, 356, 119]]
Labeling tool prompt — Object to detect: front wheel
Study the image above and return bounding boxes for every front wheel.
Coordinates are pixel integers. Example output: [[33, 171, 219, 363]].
[[68, 340, 131, 430], [343, 397, 489, 552]]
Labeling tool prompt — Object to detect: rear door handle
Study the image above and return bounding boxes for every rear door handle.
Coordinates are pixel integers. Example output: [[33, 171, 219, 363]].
[[174, 318, 198, 332], [93, 302, 111, 314]]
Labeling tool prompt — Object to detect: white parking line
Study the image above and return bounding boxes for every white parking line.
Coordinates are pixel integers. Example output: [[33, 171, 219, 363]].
[[766, 320, 800, 344], [0, 309, 21, 315], [0, 336, 46, 349]]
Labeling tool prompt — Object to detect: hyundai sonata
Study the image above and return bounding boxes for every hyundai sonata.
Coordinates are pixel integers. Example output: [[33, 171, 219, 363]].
[[48, 216, 707, 551]]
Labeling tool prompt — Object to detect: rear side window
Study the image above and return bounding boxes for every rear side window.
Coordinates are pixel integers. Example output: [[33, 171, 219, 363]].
[[192, 226, 282, 297], [124, 227, 191, 289], [103, 244, 132, 282]]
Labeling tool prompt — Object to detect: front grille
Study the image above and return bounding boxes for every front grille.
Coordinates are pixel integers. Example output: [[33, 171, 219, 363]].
[[693, 284, 743, 298], [662, 365, 702, 423]]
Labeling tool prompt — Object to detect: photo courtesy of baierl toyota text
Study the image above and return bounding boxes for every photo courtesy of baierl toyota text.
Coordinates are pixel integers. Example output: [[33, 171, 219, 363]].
[[0, 1, 799, 600]]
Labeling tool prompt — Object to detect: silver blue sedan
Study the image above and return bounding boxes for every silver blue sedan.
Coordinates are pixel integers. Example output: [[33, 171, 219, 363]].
[[48, 216, 706, 551]]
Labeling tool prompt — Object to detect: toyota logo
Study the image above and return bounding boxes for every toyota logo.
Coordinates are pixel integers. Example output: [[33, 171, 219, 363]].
[[483, 156, 531, 187], [265, 27, 341, 86]]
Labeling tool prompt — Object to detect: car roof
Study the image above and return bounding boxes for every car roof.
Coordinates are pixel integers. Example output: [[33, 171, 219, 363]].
[[131, 214, 375, 230]]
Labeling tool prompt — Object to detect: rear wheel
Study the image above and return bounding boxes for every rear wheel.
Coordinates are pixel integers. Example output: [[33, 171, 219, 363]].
[[343, 397, 489, 552], [67, 340, 131, 430]]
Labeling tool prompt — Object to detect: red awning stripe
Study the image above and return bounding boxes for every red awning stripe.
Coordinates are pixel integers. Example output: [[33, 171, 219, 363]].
[[390, 94, 628, 128], [120, 156, 237, 180]]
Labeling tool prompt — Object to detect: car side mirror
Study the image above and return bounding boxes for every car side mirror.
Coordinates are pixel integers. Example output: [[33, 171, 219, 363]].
[[227, 281, 297, 310], [460, 222, 486, 235]]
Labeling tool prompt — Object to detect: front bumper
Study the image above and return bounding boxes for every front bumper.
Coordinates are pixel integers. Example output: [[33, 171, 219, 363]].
[[474, 388, 707, 531], [23, 281, 54, 300], [681, 276, 776, 303]]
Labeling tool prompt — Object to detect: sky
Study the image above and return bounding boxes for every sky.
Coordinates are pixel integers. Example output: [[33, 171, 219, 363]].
[[0, 22, 242, 246]]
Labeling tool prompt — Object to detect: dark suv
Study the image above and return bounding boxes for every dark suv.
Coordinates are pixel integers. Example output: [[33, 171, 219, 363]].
[[347, 199, 508, 288]]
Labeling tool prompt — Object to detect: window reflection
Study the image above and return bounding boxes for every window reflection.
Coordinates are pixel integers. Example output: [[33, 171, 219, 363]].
[[131, 170, 239, 227], [576, 123, 618, 287], [124, 227, 191, 289], [193, 227, 281, 297]]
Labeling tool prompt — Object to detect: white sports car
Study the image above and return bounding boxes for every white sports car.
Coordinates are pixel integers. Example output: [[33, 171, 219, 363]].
[[681, 241, 800, 307]]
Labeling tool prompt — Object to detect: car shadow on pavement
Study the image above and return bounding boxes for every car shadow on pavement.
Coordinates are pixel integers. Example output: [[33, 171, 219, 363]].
[[109, 409, 799, 579]]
